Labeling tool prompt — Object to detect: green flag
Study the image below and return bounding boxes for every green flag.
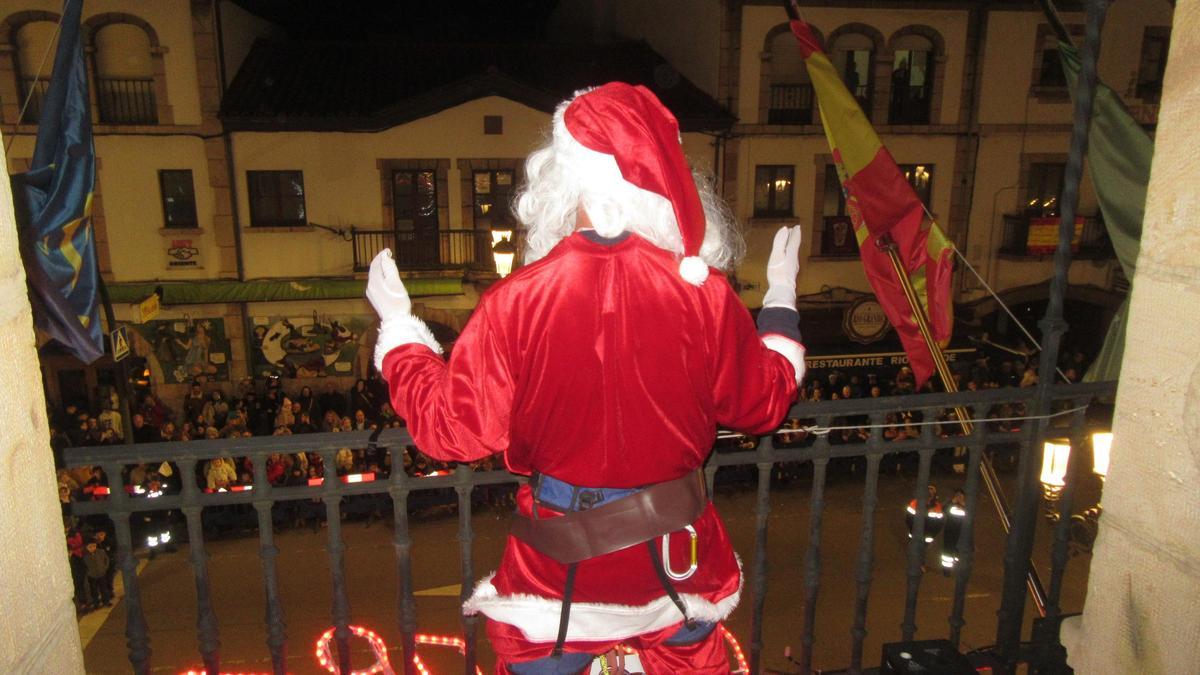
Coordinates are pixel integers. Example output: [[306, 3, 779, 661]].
[[1059, 42, 1154, 382]]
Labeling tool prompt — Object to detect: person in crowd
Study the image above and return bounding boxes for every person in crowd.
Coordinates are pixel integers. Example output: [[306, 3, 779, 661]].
[[206, 456, 238, 490], [906, 484, 945, 572], [348, 379, 375, 422], [83, 538, 112, 609], [295, 385, 318, 419], [318, 382, 347, 419], [293, 411, 317, 434], [131, 413, 158, 444], [183, 383, 207, 423], [274, 396, 296, 430], [940, 489, 968, 576], [352, 409, 370, 431], [65, 520, 87, 611]]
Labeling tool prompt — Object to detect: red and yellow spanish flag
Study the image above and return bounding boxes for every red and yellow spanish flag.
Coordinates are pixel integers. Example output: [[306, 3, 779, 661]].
[[790, 19, 954, 386]]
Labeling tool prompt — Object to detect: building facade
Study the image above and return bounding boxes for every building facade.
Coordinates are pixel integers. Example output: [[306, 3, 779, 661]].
[[0, 0, 1173, 414]]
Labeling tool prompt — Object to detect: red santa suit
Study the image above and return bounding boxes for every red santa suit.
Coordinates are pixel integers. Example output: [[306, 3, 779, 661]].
[[371, 82, 805, 674], [380, 231, 803, 669]]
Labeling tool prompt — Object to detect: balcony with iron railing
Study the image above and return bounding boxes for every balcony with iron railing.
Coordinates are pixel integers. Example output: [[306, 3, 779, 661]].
[[1000, 214, 1113, 260], [18, 77, 50, 124], [96, 77, 157, 125], [350, 227, 526, 275], [768, 84, 814, 125], [66, 381, 1115, 674]]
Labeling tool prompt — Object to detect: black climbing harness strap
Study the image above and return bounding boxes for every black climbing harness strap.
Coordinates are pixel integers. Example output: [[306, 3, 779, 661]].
[[551, 563, 579, 659]]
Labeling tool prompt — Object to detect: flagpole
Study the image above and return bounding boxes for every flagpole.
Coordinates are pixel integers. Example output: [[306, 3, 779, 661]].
[[878, 234, 1048, 618]]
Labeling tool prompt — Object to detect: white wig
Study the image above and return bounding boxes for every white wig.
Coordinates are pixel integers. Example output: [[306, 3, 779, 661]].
[[515, 99, 744, 271]]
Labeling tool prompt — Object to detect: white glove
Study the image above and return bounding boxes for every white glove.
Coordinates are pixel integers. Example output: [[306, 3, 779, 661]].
[[366, 249, 412, 321], [761, 225, 802, 310]]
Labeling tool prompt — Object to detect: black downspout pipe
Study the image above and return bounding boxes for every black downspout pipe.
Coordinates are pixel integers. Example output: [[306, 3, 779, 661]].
[[994, 0, 1109, 670]]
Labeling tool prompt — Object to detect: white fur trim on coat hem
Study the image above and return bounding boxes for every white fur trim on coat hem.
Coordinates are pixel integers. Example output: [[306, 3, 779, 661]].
[[463, 571, 743, 643], [761, 335, 806, 385], [374, 315, 443, 374]]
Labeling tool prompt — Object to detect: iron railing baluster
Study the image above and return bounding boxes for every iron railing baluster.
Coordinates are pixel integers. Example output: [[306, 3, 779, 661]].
[[178, 459, 220, 673], [251, 452, 288, 674], [901, 427, 937, 642], [849, 413, 885, 674], [454, 464, 478, 675], [105, 458, 152, 675], [322, 450, 353, 674], [799, 455, 829, 675], [390, 478, 418, 675], [748, 431, 775, 675], [949, 429, 986, 647]]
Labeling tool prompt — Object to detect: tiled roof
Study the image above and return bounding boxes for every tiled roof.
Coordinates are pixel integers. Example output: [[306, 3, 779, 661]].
[[221, 39, 734, 132]]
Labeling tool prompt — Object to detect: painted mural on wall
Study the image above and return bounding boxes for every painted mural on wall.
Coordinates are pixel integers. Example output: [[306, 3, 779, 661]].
[[249, 313, 374, 379], [132, 318, 231, 384]]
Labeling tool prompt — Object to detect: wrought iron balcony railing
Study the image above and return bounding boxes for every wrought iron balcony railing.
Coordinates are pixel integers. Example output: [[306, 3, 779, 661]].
[[65, 381, 1115, 675], [96, 77, 158, 125], [18, 77, 49, 124], [768, 84, 814, 125], [350, 227, 526, 274]]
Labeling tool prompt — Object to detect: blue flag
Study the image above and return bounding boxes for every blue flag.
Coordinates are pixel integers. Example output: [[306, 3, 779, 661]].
[[13, 0, 102, 363]]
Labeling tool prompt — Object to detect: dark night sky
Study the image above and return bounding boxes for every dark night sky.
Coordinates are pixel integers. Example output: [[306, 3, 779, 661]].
[[230, 0, 562, 42]]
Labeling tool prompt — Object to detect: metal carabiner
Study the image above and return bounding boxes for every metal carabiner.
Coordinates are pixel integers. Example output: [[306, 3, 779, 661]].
[[661, 525, 699, 581]]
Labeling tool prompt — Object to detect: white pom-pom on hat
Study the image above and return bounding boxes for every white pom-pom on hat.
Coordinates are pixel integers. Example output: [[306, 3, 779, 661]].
[[679, 256, 709, 285]]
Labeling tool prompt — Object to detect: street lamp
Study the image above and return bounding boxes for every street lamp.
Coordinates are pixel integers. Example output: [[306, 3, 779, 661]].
[[492, 229, 516, 277], [1038, 433, 1112, 554], [1091, 431, 1112, 480], [1040, 439, 1071, 498]]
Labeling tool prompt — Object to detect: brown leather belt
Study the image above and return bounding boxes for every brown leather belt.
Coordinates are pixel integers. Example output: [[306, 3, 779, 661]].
[[509, 470, 708, 564]]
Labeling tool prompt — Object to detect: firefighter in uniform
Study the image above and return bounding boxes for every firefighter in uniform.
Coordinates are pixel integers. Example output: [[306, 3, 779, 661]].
[[940, 489, 967, 575], [906, 484, 944, 549]]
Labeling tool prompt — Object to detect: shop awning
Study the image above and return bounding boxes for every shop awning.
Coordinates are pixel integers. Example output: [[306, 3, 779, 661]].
[[105, 277, 463, 305]]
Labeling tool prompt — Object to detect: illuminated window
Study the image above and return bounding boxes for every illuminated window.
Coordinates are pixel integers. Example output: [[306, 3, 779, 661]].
[[1026, 163, 1065, 216], [753, 165, 794, 218], [899, 164, 934, 208], [473, 170, 516, 228]]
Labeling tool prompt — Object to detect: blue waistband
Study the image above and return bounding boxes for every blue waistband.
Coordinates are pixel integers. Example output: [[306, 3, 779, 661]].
[[532, 473, 643, 513]]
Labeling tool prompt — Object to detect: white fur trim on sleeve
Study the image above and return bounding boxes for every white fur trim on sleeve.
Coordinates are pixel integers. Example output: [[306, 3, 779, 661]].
[[374, 314, 443, 373], [463, 564, 742, 643], [761, 334, 806, 385]]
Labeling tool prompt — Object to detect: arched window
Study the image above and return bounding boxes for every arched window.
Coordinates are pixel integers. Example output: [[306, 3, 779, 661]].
[[93, 22, 156, 124], [764, 28, 813, 125], [14, 20, 58, 123], [830, 32, 875, 118], [889, 34, 935, 124]]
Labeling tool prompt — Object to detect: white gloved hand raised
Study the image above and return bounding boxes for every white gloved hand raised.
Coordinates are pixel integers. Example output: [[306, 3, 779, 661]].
[[761, 225, 802, 311], [366, 249, 412, 322]]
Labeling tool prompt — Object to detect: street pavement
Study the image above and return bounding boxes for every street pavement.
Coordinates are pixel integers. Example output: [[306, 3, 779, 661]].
[[80, 468, 1094, 674]]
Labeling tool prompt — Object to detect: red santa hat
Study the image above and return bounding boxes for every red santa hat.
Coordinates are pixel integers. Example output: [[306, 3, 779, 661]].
[[556, 82, 710, 284]]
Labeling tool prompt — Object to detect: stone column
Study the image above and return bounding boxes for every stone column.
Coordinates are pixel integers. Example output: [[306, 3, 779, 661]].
[[1060, 2, 1200, 672], [0, 136, 85, 671]]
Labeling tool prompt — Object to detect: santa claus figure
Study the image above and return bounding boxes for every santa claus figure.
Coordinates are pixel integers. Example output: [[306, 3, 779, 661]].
[[368, 82, 805, 674]]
